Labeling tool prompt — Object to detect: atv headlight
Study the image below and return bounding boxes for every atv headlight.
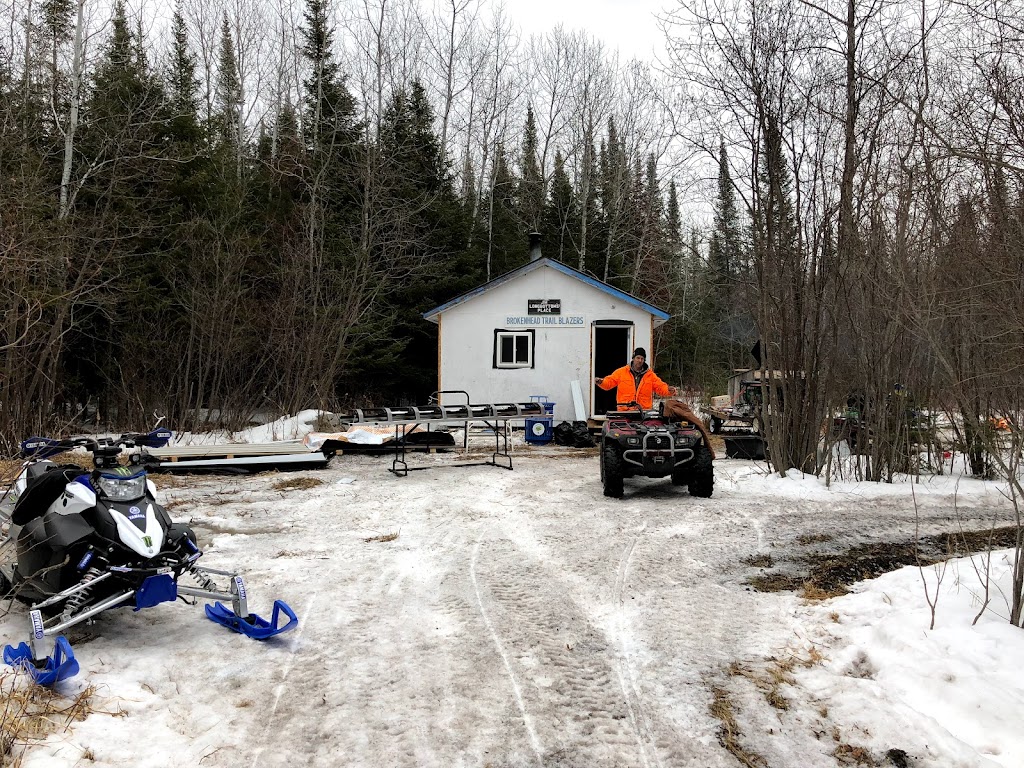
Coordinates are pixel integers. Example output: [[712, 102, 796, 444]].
[[96, 471, 147, 501], [627, 437, 640, 445], [675, 436, 694, 446]]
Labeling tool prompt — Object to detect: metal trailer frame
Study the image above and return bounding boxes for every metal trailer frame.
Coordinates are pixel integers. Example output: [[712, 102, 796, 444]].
[[338, 391, 545, 476]]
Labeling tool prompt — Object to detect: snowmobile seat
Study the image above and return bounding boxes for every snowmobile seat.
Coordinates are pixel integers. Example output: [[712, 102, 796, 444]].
[[11, 467, 86, 526]]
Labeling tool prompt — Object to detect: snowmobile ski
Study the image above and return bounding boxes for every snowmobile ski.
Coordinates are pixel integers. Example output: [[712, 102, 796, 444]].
[[205, 599, 298, 640], [3, 635, 80, 686]]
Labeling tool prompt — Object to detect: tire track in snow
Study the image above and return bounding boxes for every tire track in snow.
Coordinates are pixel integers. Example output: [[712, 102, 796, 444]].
[[613, 523, 661, 768], [470, 538, 545, 766], [248, 591, 317, 768], [474, 513, 664, 765]]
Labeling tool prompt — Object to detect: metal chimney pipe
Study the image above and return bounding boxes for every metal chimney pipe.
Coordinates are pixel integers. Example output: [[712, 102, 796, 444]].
[[528, 231, 542, 262]]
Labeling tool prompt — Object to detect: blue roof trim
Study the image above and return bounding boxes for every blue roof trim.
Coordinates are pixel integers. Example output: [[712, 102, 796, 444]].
[[422, 258, 670, 322]]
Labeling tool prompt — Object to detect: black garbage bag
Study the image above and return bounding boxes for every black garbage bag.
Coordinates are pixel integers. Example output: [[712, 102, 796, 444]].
[[553, 420, 595, 448], [570, 421, 594, 448], [553, 421, 576, 446]]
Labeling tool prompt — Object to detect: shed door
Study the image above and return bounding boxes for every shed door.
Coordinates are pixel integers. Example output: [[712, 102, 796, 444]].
[[592, 321, 633, 416]]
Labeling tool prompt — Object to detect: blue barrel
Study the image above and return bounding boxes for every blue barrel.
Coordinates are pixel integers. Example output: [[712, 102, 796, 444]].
[[525, 396, 555, 444]]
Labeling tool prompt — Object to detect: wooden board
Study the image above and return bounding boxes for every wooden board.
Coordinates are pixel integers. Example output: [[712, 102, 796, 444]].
[[145, 442, 316, 460]]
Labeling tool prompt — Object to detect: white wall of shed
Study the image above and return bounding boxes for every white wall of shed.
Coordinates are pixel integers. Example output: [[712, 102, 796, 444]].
[[435, 265, 655, 422]]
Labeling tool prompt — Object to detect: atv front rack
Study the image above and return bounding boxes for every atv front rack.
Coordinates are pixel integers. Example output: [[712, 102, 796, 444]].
[[3, 565, 296, 686]]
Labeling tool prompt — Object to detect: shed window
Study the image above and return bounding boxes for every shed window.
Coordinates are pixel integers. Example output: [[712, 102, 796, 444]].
[[494, 330, 534, 369]]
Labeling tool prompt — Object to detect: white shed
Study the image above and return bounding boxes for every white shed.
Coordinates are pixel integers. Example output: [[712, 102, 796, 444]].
[[422, 257, 670, 423]]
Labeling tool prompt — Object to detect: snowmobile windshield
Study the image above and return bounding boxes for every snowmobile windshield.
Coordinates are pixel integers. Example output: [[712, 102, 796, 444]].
[[96, 469, 147, 501]]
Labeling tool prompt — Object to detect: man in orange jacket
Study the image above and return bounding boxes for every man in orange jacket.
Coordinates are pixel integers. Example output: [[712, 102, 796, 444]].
[[596, 347, 716, 458], [594, 347, 677, 410]]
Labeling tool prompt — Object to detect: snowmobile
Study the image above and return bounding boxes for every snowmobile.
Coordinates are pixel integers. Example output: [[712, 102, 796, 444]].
[[0, 429, 297, 685]]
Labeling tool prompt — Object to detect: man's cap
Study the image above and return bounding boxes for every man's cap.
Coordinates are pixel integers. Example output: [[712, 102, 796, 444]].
[[633, 347, 646, 360]]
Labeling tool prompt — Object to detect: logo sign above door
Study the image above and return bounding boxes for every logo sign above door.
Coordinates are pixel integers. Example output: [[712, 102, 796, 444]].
[[528, 299, 561, 315]]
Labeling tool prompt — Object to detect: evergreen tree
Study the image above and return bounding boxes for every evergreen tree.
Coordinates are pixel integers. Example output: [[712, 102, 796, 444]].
[[215, 13, 242, 149], [363, 80, 478, 399], [666, 180, 682, 244], [708, 139, 744, 291], [301, 0, 357, 150], [578, 138, 602, 275], [598, 119, 626, 279], [40, 0, 74, 131], [754, 117, 799, 269], [752, 111, 815, 473], [483, 143, 527, 278], [518, 105, 544, 232], [542, 149, 577, 262], [71, 0, 171, 415], [167, 3, 200, 138]]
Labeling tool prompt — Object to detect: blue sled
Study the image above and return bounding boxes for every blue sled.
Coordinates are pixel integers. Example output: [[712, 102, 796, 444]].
[[3, 636, 79, 686], [205, 600, 298, 639]]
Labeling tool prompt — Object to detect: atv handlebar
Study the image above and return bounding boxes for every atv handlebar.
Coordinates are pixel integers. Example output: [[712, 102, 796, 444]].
[[21, 428, 173, 460]]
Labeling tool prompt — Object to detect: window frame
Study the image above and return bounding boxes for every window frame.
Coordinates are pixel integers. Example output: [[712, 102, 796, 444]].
[[493, 329, 535, 369]]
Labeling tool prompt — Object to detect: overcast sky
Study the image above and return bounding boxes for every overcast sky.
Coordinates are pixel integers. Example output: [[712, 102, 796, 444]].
[[505, 0, 670, 62]]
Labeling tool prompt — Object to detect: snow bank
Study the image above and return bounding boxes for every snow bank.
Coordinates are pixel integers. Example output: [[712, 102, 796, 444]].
[[787, 549, 1024, 767]]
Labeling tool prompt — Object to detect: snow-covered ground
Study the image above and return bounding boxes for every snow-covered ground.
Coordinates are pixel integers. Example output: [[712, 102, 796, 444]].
[[3, 431, 1022, 768]]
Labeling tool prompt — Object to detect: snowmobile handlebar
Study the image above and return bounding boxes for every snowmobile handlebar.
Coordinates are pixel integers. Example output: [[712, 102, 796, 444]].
[[20, 428, 173, 461]]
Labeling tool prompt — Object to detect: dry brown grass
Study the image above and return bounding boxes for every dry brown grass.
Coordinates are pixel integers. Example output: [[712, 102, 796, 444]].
[[747, 573, 805, 592], [364, 531, 400, 543], [834, 742, 876, 765], [742, 554, 775, 568], [147, 474, 191, 490], [727, 648, 826, 715], [708, 685, 768, 767], [0, 669, 96, 764], [0, 461, 23, 487], [801, 583, 849, 601], [270, 477, 324, 492]]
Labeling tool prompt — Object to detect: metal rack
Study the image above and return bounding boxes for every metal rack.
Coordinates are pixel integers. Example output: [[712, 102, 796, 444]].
[[337, 391, 545, 476]]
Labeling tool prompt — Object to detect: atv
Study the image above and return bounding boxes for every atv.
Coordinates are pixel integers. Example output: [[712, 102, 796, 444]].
[[0, 429, 297, 685], [599, 402, 714, 499]]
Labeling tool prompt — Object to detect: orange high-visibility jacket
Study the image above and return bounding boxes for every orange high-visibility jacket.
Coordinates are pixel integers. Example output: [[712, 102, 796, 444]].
[[597, 365, 672, 410]]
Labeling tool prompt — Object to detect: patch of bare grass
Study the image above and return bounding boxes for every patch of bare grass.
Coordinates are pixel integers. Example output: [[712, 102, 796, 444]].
[[708, 684, 765, 765], [1, 451, 90, 486], [747, 572, 805, 592], [801, 583, 848, 601], [834, 741, 876, 765], [0, 460, 23, 486], [742, 554, 775, 568], [0, 669, 96, 763], [727, 648, 826, 715], [708, 685, 768, 768], [751, 527, 1021, 597], [147, 474, 191, 490], [271, 477, 324, 492], [364, 531, 400, 544]]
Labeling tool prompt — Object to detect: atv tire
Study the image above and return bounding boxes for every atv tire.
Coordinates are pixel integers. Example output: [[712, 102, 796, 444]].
[[687, 445, 714, 498], [601, 441, 625, 498]]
